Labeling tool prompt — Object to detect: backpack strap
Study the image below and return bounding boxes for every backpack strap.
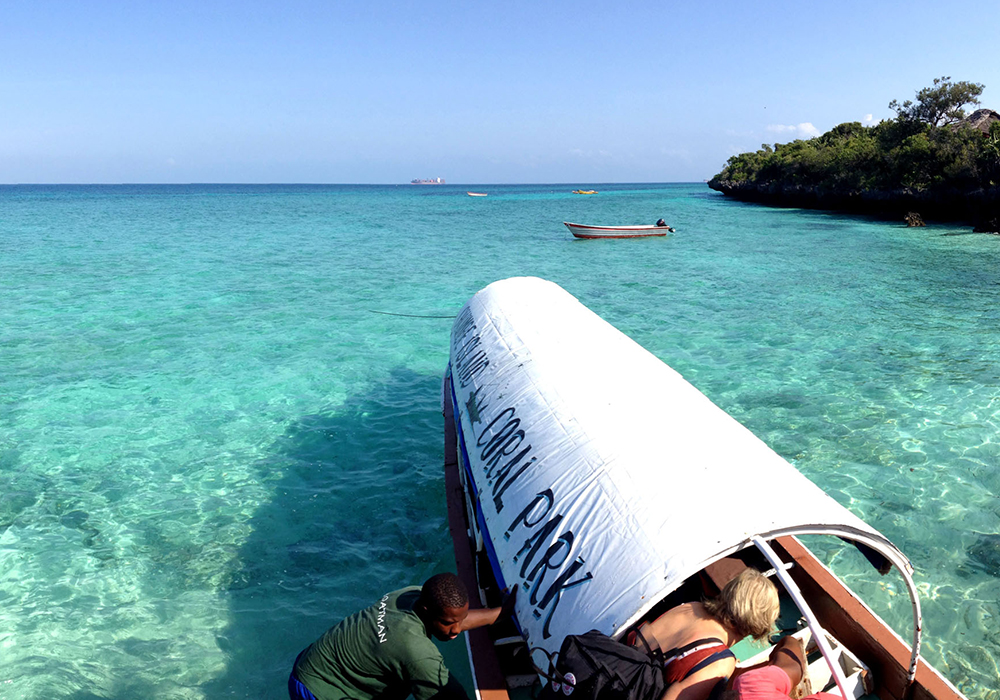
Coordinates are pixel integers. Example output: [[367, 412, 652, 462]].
[[631, 627, 662, 661], [525, 646, 563, 683]]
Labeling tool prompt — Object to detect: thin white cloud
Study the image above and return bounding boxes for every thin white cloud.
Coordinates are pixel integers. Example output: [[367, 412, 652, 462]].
[[864, 114, 874, 124], [766, 123, 821, 138], [568, 148, 613, 160]]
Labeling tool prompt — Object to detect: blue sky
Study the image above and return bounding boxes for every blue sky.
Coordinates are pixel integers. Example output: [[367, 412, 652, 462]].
[[3, 1, 999, 184]]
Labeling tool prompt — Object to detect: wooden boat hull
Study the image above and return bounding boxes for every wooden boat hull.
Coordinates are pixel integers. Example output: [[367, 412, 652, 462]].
[[564, 222, 669, 238], [444, 389, 513, 700], [443, 278, 966, 700], [444, 381, 965, 700]]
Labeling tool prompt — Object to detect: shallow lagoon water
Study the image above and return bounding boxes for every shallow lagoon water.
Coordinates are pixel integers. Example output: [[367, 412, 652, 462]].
[[1, 183, 999, 698]]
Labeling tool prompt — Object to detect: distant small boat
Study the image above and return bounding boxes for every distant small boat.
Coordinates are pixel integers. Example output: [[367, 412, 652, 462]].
[[564, 221, 674, 239], [467, 192, 487, 197], [572, 189, 598, 194]]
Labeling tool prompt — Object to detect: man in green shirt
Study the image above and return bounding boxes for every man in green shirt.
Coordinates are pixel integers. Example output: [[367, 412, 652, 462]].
[[289, 573, 515, 700]]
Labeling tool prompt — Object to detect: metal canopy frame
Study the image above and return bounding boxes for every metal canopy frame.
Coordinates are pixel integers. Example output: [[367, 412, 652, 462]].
[[749, 532, 922, 690]]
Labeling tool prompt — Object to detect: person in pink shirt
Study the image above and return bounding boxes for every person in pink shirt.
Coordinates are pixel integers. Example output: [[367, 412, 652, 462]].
[[725, 635, 839, 700]]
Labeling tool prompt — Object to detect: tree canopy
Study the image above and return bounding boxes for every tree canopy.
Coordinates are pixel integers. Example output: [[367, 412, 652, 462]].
[[710, 78, 997, 194], [708, 78, 998, 228], [888, 76, 984, 127]]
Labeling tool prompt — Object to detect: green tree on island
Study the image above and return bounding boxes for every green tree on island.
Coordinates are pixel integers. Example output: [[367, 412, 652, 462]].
[[708, 78, 999, 231], [888, 76, 984, 127]]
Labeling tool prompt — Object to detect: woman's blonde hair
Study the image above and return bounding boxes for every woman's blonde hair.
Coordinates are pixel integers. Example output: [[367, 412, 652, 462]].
[[703, 568, 779, 642]]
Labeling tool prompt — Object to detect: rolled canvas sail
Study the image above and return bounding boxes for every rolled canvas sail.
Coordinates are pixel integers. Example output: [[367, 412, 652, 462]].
[[447, 277, 904, 655]]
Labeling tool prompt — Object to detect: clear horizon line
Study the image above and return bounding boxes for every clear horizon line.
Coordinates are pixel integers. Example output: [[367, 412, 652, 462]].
[[0, 180, 706, 187]]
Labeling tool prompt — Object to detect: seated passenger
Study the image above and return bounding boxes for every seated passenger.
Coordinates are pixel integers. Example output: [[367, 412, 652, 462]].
[[630, 569, 779, 700], [727, 635, 839, 700]]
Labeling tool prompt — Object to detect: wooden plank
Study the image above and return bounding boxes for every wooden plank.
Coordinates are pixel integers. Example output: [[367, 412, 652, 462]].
[[444, 375, 511, 700], [700, 556, 750, 595], [774, 536, 964, 700]]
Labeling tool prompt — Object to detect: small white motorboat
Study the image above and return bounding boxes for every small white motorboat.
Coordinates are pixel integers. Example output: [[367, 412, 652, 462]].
[[564, 221, 674, 238], [468, 192, 488, 197]]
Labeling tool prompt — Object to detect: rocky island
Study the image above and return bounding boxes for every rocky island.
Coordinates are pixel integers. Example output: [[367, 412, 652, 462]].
[[708, 78, 1000, 232]]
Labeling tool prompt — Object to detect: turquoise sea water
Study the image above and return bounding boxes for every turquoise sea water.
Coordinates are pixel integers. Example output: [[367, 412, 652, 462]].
[[2, 183, 999, 699]]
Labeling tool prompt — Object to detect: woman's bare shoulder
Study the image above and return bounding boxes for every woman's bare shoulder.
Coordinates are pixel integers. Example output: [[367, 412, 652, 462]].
[[649, 602, 692, 626], [645, 602, 696, 639], [646, 601, 727, 646]]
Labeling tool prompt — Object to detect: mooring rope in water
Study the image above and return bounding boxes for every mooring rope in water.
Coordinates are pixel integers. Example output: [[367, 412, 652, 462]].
[[367, 310, 455, 318]]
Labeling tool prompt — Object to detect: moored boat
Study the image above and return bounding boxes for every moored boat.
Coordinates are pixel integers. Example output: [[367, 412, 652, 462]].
[[443, 277, 966, 700], [572, 190, 598, 194], [468, 192, 488, 197], [564, 221, 674, 238]]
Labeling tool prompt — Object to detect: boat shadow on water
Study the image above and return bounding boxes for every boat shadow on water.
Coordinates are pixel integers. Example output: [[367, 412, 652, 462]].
[[201, 367, 462, 700]]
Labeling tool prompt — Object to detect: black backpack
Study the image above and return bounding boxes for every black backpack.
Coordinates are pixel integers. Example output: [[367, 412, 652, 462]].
[[535, 630, 665, 700]]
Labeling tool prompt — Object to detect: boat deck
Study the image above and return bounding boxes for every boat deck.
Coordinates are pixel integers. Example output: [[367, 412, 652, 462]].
[[445, 375, 511, 700]]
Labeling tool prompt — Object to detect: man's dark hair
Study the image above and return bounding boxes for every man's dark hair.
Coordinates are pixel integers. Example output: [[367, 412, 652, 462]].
[[421, 573, 469, 612]]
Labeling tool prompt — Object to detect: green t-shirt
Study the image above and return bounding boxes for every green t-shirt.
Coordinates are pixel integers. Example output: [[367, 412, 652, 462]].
[[294, 587, 466, 700]]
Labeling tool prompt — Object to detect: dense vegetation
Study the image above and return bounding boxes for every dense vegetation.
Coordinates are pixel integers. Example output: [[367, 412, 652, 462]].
[[709, 78, 1000, 231]]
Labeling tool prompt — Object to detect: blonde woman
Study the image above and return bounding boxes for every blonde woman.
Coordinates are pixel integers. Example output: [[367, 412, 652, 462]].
[[630, 569, 780, 700]]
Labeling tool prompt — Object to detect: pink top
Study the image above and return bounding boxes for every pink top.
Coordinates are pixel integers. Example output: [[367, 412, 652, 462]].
[[732, 665, 839, 700]]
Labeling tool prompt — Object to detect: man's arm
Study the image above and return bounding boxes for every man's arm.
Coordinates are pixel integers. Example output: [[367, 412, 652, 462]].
[[407, 648, 471, 700], [461, 585, 518, 632], [429, 675, 471, 700]]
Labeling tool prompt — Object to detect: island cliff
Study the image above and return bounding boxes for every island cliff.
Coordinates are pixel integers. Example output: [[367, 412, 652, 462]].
[[708, 79, 1000, 232]]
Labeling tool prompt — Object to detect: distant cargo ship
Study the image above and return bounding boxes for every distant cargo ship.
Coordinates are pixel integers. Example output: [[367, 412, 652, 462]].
[[411, 178, 445, 184]]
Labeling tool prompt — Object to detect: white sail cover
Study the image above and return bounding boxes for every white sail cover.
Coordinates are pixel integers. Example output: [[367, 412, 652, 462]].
[[447, 277, 907, 655]]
